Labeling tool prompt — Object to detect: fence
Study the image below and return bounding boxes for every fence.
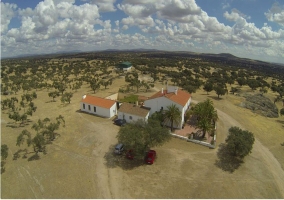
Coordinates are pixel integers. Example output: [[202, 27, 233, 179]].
[[170, 123, 217, 149]]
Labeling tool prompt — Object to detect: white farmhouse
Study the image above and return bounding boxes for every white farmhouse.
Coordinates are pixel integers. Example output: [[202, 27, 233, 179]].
[[117, 103, 151, 123], [144, 86, 191, 129], [80, 94, 117, 118]]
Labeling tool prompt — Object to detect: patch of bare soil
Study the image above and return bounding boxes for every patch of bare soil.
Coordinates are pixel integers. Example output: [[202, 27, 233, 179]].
[[1, 79, 284, 198]]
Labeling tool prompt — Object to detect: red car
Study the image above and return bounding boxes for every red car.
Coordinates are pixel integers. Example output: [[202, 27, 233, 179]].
[[126, 149, 134, 160], [145, 150, 156, 164]]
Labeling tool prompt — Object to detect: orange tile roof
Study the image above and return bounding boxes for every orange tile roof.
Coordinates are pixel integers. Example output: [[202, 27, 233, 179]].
[[81, 95, 116, 109], [148, 89, 191, 106]]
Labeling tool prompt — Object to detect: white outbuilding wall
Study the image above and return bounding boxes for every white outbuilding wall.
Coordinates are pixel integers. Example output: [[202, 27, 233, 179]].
[[117, 111, 149, 123], [80, 102, 117, 118]]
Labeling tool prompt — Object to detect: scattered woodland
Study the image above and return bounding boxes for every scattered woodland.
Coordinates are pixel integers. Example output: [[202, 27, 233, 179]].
[[1, 50, 284, 198]]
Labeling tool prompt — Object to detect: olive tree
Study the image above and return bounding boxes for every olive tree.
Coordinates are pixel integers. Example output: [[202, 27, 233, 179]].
[[117, 119, 171, 159], [225, 127, 255, 159]]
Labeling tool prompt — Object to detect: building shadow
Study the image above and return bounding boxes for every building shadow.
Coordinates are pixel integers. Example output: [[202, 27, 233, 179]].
[[104, 145, 145, 170], [215, 143, 243, 173]]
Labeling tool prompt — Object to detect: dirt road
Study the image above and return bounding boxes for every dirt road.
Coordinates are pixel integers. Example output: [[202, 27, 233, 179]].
[[192, 99, 284, 197]]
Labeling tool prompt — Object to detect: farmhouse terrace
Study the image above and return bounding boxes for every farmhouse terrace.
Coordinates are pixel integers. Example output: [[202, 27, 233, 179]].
[[118, 103, 151, 117]]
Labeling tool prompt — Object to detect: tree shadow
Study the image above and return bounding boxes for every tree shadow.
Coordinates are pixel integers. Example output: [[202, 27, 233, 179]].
[[45, 100, 56, 103], [104, 145, 144, 170], [188, 115, 197, 126], [215, 143, 243, 173], [1, 161, 6, 174], [276, 120, 284, 125], [13, 149, 28, 160], [6, 124, 19, 128], [28, 154, 41, 161], [208, 96, 223, 101], [13, 149, 40, 161]]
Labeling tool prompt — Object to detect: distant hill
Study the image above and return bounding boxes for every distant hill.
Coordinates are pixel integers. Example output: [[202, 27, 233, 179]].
[[2, 50, 82, 59], [102, 48, 160, 52]]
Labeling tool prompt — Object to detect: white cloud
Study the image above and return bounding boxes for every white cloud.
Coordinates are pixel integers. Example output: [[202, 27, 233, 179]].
[[265, 2, 284, 27], [1, 2, 17, 33], [222, 2, 230, 10], [1, 0, 113, 56], [88, 0, 116, 12]]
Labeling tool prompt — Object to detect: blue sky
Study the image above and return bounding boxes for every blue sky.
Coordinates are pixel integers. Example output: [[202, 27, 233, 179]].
[[1, 0, 284, 63]]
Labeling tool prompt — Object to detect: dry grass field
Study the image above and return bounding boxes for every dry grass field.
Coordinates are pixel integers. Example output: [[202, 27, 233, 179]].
[[1, 72, 284, 198]]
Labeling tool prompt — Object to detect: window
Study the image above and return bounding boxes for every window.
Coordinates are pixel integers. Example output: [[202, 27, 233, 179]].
[[88, 105, 91, 110], [94, 106, 96, 112], [160, 106, 163, 111], [83, 104, 85, 109], [129, 116, 132, 120]]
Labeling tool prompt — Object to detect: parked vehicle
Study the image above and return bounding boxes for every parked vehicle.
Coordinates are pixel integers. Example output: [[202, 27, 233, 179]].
[[126, 149, 134, 160], [145, 150, 156, 164], [114, 119, 126, 126], [114, 143, 124, 154]]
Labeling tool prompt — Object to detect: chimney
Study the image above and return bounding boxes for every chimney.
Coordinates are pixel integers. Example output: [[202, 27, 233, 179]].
[[161, 88, 163, 94], [82, 95, 86, 99], [136, 101, 138, 106], [174, 89, 177, 95]]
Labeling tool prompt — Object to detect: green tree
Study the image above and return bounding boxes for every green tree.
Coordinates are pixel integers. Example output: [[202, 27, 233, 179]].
[[90, 81, 101, 94], [1, 145, 8, 160], [184, 85, 197, 93], [225, 126, 255, 159], [214, 85, 227, 98], [16, 130, 32, 147], [1, 144, 9, 173], [163, 104, 182, 132], [48, 91, 60, 102], [61, 92, 73, 104], [102, 80, 109, 89], [259, 87, 268, 95], [237, 77, 246, 86], [247, 79, 261, 91], [203, 82, 213, 95], [116, 119, 171, 159], [280, 108, 284, 116], [230, 87, 238, 95], [227, 78, 234, 85], [32, 133, 46, 154], [190, 99, 218, 138], [9, 112, 21, 125]]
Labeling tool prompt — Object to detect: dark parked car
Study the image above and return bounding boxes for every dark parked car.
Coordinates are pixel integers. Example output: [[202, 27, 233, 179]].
[[114, 119, 126, 126], [114, 143, 124, 155], [145, 150, 156, 164], [126, 149, 134, 160]]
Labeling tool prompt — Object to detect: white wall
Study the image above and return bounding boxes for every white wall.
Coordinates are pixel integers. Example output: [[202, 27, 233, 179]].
[[80, 102, 117, 118], [117, 111, 149, 123], [145, 97, 183, 129], [123, 66, 132, 71]]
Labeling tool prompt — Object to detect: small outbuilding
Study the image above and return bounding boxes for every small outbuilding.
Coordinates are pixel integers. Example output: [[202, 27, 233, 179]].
[[117, 103, 150, 123], [80, 94, 117, 118], [116, 62, 132, 71]]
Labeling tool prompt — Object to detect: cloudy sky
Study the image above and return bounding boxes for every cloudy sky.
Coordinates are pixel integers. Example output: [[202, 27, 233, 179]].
[[1, 0, 284, 63]]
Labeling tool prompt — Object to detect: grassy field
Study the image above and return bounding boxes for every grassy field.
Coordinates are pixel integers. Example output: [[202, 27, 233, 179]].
[[1, 70, 284, 198]]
